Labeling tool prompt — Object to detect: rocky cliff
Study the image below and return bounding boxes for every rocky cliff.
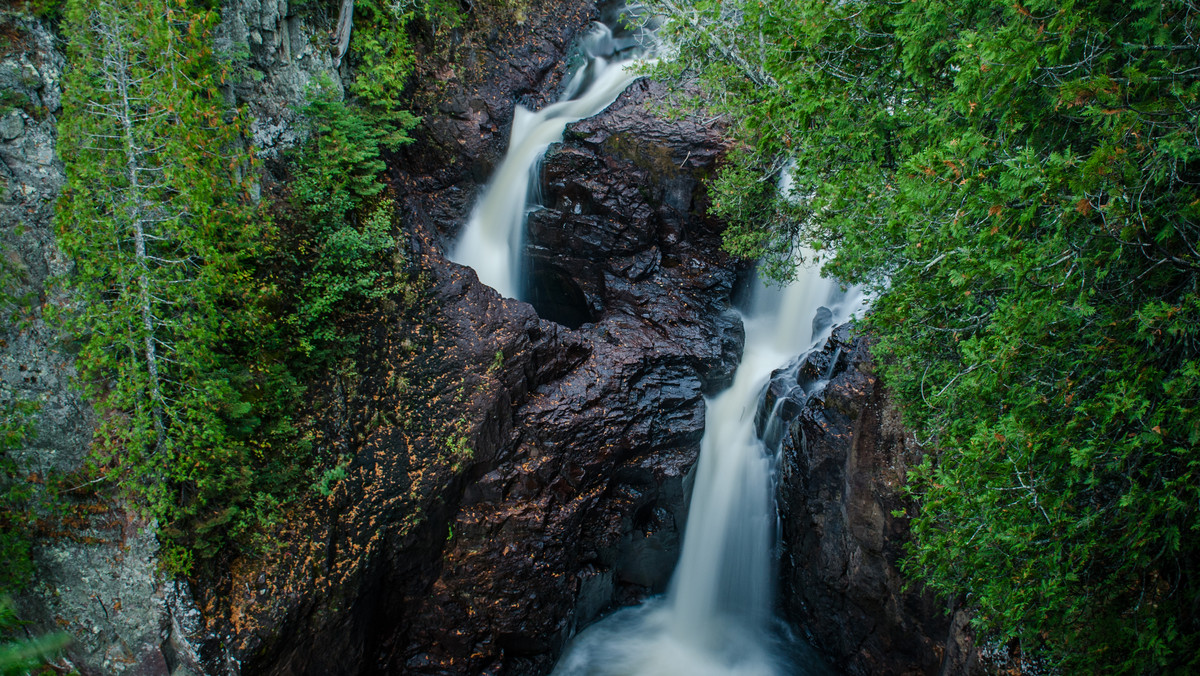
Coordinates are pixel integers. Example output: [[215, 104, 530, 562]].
[[774, 327, 991, 675], [1, 14, 192, 675], [216, 0, 344, 155], [179, 1, 744, 674], [0, 2, 345, 673]]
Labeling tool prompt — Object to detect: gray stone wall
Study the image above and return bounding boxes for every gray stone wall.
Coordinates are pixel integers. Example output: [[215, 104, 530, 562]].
[[1, 2, 347, 671], [216, 0, 345, 155]]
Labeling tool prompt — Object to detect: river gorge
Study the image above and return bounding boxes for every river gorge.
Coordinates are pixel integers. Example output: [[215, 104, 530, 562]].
[[1, 1, 1010, 674]]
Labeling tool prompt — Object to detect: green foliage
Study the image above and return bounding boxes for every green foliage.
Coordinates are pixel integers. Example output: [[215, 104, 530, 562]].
[[294, 82, 391, 212], [56, 0, 304, 574], [0, 399, 36, 595], [46, 0, 441, 582], [656, 0, 1200, 670], [0, 244, 38, 595], [443, 432, 471, 473], [0, 91, 31, 119], [49, 0, 433, 577], [276, 81, 413, 367], [348, 0, 460, 112], [311, 457, 349, 497], [3, 1, 63, 20], [0, 597, 69, 675], [348, 0, 417, 111]]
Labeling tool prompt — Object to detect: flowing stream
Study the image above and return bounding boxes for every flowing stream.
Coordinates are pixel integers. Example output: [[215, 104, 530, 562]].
[[553, 259, 864, 676], [451, 5, 868, 671], [450, 13, 652, 299]]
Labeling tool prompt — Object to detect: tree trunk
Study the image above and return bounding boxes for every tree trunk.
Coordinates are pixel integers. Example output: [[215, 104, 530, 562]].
[[106, 13, 166, 449]]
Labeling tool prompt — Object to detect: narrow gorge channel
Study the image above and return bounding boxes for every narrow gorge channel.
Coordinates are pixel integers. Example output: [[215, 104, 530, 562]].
[[448, 5, 867, 674]]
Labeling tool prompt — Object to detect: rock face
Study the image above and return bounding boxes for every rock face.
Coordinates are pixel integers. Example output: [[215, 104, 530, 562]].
[[0, 14, 219, 676], [776, 327, 986, 675], [387, 79, 741, 674], [0, 18, 73, 469], [193, 3, 744, 675], [215, 0, 345, 155]]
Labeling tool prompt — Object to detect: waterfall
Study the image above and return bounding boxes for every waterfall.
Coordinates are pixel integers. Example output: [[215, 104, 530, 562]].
[[454, 4, 870, 670], [450, 17, 651, 299], [553, 251, 866, 674]]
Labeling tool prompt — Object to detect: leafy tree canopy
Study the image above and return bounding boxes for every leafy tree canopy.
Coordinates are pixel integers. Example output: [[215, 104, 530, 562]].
[[652, 0, 1200, 671]]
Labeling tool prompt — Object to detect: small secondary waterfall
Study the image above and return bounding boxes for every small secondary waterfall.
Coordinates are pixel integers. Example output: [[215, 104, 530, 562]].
[[554, 257, 865, 675], [450, 16, 651, 299]]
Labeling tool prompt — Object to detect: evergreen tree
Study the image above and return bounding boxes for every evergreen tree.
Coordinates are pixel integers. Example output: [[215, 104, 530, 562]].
[[653, 0, 1200, 670], [281, 81, 409, 365], [56, 0, 288, 571]]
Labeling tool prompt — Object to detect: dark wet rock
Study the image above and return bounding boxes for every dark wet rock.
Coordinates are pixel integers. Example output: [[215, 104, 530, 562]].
[[524, 250, 606, 328], [386, 173, 741, 673], [197, 2, 745, 675], [534, 78, 729, 266], [395, 1, 598, 193], [777, 327, 987, 676], [352, 13, 745, 676], [566, 78, 727, 172]]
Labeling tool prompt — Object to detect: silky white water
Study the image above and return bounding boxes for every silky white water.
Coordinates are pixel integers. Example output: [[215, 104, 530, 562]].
[[554, 252, 865, 674], [457, 9, 868, 670], [450, 21, 649, 299]]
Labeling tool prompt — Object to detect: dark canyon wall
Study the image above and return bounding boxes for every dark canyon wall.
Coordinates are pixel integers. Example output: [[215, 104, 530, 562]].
[[775, 327, 992, 676]]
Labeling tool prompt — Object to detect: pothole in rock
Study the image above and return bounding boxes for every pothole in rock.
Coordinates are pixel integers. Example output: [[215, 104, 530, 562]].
[[524, 257, 597, 329]]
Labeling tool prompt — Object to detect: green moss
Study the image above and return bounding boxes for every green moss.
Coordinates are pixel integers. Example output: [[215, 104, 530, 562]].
[[600, 132, 683, 181]]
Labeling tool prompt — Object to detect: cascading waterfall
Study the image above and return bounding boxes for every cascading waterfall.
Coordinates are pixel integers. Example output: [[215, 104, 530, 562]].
[[670, 256, 861, 626], [450, 13, 652, 299], [554, 254, 865, 674], [454, 3, 869, 669]]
